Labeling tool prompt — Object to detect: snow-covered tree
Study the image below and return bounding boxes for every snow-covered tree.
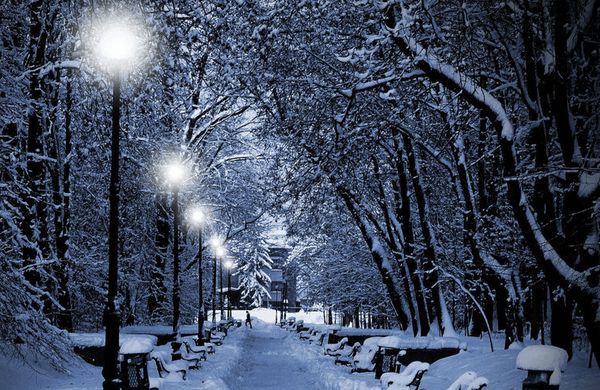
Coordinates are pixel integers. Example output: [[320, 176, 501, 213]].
[[237, 242, 272, 308]]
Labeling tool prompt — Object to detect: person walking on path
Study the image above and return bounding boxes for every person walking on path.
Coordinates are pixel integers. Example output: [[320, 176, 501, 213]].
[[245, 311, 252, 328]]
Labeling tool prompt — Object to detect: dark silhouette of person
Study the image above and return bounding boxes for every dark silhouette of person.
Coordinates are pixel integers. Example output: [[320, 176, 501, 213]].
[[245, 311, 252, 328]]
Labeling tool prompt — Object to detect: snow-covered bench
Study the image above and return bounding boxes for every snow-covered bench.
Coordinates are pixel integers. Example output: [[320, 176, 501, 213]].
[[309, 331, 327, 345], [280, 317, 296, 329], [151, 351, 188, 380], [445, 371, 488, 390], [334, 342, 362, 366], [299, 327, 318, 340], [210, 329, 225, 345], [190, 335, 216, 354], [380, 361, 429, 389], [292, 319, 305, 332], [351, 337, 382, 372], [324, 337, 349, 356], [181, 340, 207, 361]]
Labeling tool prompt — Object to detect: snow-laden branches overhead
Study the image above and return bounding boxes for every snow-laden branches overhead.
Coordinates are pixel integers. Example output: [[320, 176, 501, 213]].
[[2, 0, 600, 368]]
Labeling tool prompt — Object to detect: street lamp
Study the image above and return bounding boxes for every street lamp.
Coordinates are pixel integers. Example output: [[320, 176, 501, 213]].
[[224, 259, 233, 319], [98, 23, 137, 390], [191, 209, 205, 344], [165, 163, 185, 335], [210, 238, 224, 323]]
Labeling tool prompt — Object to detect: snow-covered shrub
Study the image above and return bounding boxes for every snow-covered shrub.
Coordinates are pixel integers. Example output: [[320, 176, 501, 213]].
[[0, 266, 75, 373]]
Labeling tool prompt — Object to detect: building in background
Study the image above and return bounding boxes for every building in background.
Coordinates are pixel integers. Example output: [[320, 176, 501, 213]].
[[264, 247, 298, 316]]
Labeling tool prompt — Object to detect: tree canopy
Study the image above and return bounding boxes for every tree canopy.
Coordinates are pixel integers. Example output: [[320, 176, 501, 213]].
[[1, 0, 599, 370]]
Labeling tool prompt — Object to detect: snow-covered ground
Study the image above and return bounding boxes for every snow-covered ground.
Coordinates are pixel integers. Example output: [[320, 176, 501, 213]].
[[3, 308, 599, 390]]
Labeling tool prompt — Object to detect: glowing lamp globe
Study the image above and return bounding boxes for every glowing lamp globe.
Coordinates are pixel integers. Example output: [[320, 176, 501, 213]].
[[99, 24, 137, 61], [192, 209, 205, 226], [165, 163, 185, 186]]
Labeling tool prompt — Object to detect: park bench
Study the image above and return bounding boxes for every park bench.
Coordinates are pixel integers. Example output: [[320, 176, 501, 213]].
[[191, 335, 216, 354], [445, 371, 488, 390], [324, 337, 349, 356], [280, 317, 295, 329], [151, 351, 188, 380], [309, 331, 327, 346], [292, 319, 305, 332], [380, 361, 429, 390], [205, 342, 216, 353], [299, 327, 318, 340], [168, 341, 200, 369], [210, 329, 225, 345], [334, 342, 362, 366], [351, 337, 382, 373], [181, 340, 207, 360]]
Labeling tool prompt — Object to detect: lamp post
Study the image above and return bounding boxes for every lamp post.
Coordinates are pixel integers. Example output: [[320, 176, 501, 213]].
[[191, 209, 205, 344], [274, 289, 279, 324], [219, 256, 224, 320], [98, 24, 137, 390], [210, 238, 224, 323], [225, 259, 233, 319], [166, 163, 185, 335], [282, 282, 287, 320]]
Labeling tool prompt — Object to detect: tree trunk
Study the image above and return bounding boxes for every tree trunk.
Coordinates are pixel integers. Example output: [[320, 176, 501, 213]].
[[392, 133, 430, 336], [46, 68, 73, 331], [371, 154, 420, 336], [149, 193, 169, 322], [337, 187, 411, 330], [549, 285, 574, 359], [403, 134, 444, 335], [23, 0, 49, 295]]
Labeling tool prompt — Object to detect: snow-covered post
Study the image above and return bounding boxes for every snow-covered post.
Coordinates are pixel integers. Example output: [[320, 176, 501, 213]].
[[516, 345, 568, 389], [225, 258, 234, 319], [210, 238, 226, 323], [165, 162, 186, 335], [191, 208, 206, 345]]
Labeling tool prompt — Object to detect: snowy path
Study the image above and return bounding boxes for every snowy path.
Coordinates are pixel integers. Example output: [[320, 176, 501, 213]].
[[222, 325, 320, 389], [4, 309, 598, 390]]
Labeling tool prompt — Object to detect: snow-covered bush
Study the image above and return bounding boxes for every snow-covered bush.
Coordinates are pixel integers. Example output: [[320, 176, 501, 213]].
[[0, 267, 74, 373]]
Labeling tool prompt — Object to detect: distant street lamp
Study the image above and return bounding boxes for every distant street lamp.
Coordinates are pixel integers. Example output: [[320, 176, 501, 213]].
[[224, 259, 233, 319], [272, 280, 284, 324], [98, 22, 137, 390], [210, 238, 225, 323], [282, 282, 287, 320], [191, 209, 205, 344], [219, 256, 224, 320], [274, 289, 279, 324], [165, 163, 185, 334]]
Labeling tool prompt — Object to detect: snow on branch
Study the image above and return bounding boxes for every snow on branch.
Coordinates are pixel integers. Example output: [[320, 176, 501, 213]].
[[339, 74, 397, 98], [33, 60, 94, 81], [383, 7, 514, 141], [385, 3, 587, 291]]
